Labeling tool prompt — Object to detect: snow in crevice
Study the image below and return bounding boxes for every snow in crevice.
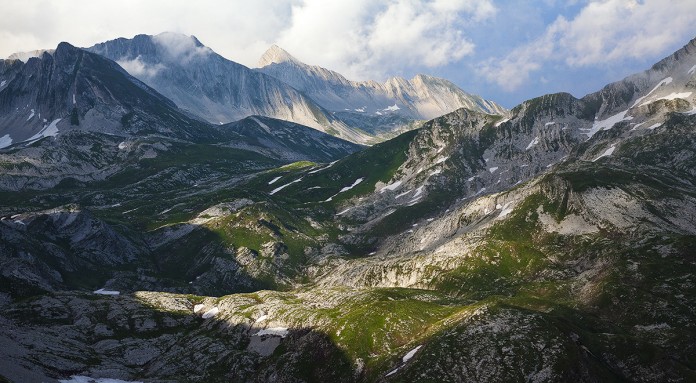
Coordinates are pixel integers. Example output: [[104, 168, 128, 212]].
[[0, 80, 6, 87], [525, 137, 540, 150], [592, 144, 616, 162], [688, 64, 696, 75], [434, 156, 448, 164], [268, 176, 282, 185], [337, 207, 352, 215], [325, 178, 364, 202], [402, 345, 422, 363], [308, 160, 338, 174], [339, 178, 364, 193], [26, 109, 35, 121], [93, 288, 120, 295], [647, 122, 662, 130], [489, 167, 499, 173], [270, 178, 303, 195], [630, 77, 673, 108], [494, 118, 509, 127], [544, 121, 555, 126], [411, 186, 425, 200], [395, 189, 412, 199]]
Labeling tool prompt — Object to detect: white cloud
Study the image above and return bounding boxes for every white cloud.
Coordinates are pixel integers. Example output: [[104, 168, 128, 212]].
[[152, 32, 211, 63], [0, 0, 494, 81], [116, 56, 165, 77], [274, 0, 496, 80], [479, 0, 696, 91]]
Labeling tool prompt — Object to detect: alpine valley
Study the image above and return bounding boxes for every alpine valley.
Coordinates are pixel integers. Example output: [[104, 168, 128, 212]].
[[0, 31, 695, 383]]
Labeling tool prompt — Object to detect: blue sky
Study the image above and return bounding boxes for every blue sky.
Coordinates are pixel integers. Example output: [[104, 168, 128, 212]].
[[1, 0, 694, 108]]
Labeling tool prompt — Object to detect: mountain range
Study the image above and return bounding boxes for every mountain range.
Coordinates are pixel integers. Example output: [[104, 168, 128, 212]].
[[0, 32, 695, 383]]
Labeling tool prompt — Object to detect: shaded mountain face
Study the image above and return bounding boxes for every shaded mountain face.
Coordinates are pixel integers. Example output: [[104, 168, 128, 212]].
[[0, 42, 226, 147], [220, 115, 363, 163], [88, 33, 372, 144], [1, 36, 696, 383], [257, 44, 508, 136]]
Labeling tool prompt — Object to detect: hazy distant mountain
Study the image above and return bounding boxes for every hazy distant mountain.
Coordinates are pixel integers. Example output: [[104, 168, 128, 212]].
[[88, 33, 372, 144], [257, 44, 508, 134]]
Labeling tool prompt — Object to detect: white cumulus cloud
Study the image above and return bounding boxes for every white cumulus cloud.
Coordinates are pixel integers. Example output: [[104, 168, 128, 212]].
[[479, 0, 696, 91]]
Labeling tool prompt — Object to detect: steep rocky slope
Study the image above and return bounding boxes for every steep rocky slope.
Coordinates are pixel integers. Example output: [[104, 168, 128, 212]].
[[0, 37, 695, 383]]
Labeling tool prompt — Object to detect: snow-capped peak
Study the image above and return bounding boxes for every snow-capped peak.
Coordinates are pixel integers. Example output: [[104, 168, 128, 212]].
[[257, 44, 301, 67]]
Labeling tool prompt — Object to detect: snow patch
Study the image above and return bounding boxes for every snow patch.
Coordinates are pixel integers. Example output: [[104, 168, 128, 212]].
[[497, 202, 514, 218], [254, 315, 269, 323], [193, 304, 205, 313], [93, 288, 120, 296], [467, 176, 475, 182], [27, 118, 61, 141], [268, 176, 282, 185], [544, 121, 555, 126], [395, 189, 412, 199], [308, 160, 338, 174], [429, 168, 442, 176], [592, 144, 616, 162], [411, 186, 425, 200], [118, 141, 127, 150], [494, 118, 509, 127], [0, 80, 6, 87], [525, 137, 540, 150], [0, 134, 12, 149], [339, 178, 364, 193], [255, 327, 289, 338], [489, 167, 499, 173], [72, 93, 76, 105], [380, 180, 402, 193], [383, 104, 400, 111], [337, 207, 352, 215], [270, 178, 303, 195], [434, 156, 448, 164], [354, 107, 365, 113], [646, 122, 662, 130], [26, 109, 35, 121], [688, 64, 696, 75], [403, 345, 422, 363], [202, 307, 219, 319], [584, 110, 631, 137]]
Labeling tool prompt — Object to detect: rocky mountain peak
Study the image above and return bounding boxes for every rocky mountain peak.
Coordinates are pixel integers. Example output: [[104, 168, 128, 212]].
[[6, 48, 55, 62], [257, 44, 301, 67]]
